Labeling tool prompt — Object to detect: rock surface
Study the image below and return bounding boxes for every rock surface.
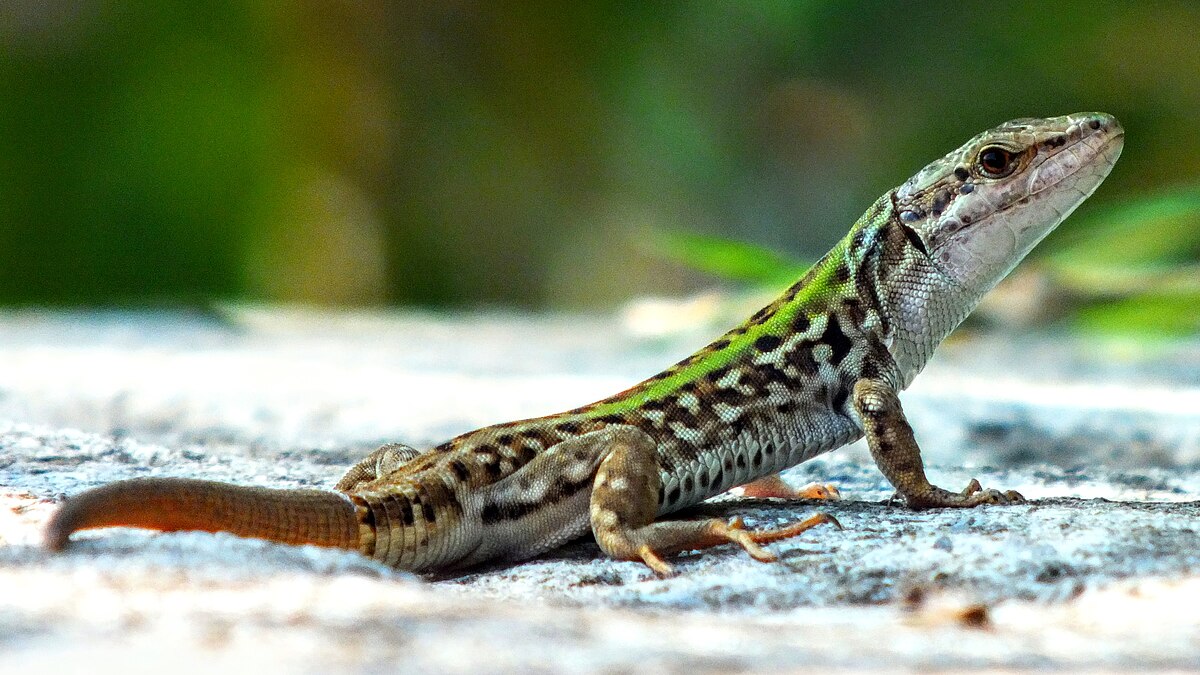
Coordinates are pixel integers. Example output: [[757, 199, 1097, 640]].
[[2, 306, 1199, 672]]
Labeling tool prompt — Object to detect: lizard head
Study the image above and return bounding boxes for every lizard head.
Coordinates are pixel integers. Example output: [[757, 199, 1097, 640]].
[[892, 112, 1124, 296]]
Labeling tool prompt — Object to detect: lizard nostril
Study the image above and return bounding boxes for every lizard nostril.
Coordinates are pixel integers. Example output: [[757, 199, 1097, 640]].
[[1089, 118, 1101, 130]]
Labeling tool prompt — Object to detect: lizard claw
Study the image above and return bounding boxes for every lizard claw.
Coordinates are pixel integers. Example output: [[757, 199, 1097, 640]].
[[961, 479, 1025, 505], [636, 544, 676, 577], [794, 482, 842, 501], [721, 518, 778, 563]]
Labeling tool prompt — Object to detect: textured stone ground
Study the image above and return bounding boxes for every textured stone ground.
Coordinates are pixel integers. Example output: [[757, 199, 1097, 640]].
[[1, 306, 1199, 672]]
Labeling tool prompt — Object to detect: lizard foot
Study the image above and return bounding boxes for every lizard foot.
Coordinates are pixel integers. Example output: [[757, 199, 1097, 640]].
[[738, 512, 843, 544], [737, 475, 841, 501], [903, 479, 1025, 509], [959, 478, 1025, 505], [698, 513, 843, 568], [624, 513, 842, 577]]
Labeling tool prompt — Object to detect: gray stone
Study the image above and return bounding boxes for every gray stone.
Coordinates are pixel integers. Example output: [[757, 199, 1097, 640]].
[[2, 307, 1199, 672]]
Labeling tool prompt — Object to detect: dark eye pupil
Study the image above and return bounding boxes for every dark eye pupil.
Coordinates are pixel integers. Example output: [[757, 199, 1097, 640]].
[[980, 148, 1011, 173]]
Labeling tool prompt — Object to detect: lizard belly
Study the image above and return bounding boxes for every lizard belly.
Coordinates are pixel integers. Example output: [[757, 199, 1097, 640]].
[[656, 404, 863, 515], [452, 487, 594, 569]]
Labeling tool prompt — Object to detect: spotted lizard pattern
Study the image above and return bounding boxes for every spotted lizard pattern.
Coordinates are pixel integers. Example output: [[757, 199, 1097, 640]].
[[46, 113, 1124, 575]]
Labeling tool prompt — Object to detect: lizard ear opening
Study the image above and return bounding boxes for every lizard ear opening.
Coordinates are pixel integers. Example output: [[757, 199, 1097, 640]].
[[898, 221, 929, 256]]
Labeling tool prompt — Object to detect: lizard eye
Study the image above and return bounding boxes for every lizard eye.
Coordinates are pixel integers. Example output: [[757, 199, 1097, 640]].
[[977, 146, 1017, 178]]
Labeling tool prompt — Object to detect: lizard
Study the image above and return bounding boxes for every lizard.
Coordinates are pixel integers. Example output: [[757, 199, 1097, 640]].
[[44, 112, 1124, 576]]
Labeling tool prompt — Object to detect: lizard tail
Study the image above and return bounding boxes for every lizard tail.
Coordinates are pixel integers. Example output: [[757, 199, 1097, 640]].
[[45, 477, 361, 553]]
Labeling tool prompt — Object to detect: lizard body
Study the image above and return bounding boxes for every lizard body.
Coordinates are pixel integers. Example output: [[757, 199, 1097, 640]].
[[47, 113, 1124, 575]]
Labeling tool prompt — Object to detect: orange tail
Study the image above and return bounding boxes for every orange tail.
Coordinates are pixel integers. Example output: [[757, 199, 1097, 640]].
[[45, 477, 361, 552]]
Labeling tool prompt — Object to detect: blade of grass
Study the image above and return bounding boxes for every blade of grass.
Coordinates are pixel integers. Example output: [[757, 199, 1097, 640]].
[[1049, 185, 1200, 267]]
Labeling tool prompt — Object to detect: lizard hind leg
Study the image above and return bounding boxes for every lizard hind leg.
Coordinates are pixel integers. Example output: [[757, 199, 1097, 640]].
[[589, 431, 840, 577], [335, 443, 422, 492]]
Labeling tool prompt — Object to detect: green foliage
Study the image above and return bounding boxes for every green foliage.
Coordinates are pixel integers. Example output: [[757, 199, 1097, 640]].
[[1049, 185, 1200, 267], [642, 229, 808, 287], [0, 1, 1197, 320], [1074, 292, 1200, 337], [1050, 185, 1200, 336]]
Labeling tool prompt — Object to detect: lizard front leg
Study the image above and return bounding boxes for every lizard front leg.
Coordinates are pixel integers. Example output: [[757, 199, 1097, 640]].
[[588, 428, 839, 576], [852, 379, 1024, 509]]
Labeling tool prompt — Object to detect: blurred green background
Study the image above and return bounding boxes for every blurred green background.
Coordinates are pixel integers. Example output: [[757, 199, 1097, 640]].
[[1, 2, 1197, 332]]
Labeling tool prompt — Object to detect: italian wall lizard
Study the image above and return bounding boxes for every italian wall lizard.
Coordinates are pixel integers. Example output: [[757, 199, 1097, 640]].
[[46, 113, 1124, 575]]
